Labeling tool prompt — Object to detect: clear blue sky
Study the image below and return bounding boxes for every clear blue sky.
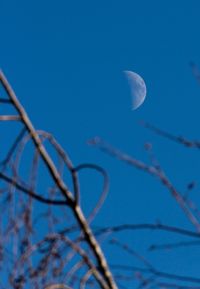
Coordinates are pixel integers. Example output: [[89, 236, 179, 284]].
[[1, 0, 200, 287]]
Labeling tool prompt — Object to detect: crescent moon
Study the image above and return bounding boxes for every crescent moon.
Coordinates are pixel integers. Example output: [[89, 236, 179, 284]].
[[124, 70, 147, 110]]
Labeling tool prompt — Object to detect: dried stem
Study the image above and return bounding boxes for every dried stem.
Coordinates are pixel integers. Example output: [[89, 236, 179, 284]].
[[0, 70, 118, 289]]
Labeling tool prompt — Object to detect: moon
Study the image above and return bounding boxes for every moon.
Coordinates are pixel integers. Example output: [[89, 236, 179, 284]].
[[124, 70, 147, 110]]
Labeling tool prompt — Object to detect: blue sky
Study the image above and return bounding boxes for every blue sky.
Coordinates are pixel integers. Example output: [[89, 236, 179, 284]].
[[1, 0, 200, 287]]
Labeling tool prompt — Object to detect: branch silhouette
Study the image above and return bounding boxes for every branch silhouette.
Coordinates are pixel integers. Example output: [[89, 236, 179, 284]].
[[0, 70, 117, 289], [1, 69, 200, 289]]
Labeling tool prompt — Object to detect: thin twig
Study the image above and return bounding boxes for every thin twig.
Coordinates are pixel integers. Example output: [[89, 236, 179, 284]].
[[89, 137, 200, 231]]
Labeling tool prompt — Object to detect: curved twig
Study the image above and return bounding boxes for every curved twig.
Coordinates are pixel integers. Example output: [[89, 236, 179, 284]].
[[0, 165, 67, 205], [74, 163, 109, 224]]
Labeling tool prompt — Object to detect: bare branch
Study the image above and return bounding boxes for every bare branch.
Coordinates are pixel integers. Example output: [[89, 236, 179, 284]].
[[0, 70, 118, 289], [0, 115, 21, 121], [45, 284, 72, 289], [89, 137, 200, 231], [0, 171, 67, 205], [141, 121, 200, 149]]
